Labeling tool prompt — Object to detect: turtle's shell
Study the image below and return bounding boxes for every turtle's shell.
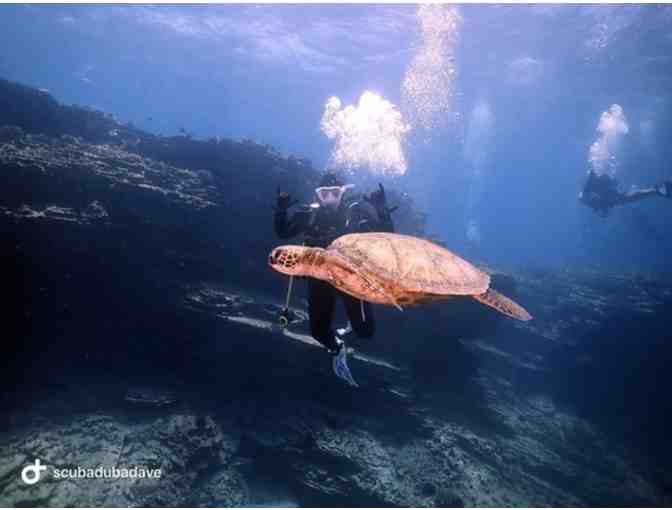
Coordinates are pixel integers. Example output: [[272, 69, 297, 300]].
[[329, 233, 490, 296]]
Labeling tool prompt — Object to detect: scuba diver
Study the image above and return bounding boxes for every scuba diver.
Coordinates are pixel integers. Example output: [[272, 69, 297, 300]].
[[579, 170, 671, 217], [274, 170, 395, 386]]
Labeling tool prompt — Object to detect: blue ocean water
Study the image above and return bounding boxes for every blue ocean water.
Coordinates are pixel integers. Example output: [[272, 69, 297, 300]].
[[1, 4, 672, 507], [2, 4, 670, 272]]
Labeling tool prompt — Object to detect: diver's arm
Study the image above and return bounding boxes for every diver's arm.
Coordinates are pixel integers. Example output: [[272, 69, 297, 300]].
[[377, 207, 395, 233], [274, 207, 309, 239], [274, 190, 305, 239], [274, 206, 293, 238], [364, 183, 396, 233]]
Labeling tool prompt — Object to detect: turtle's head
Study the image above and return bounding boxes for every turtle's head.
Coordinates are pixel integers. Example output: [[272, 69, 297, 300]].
[[267, 245, 307, 275], [269, 246, 305, 275], [269, 245, 328, 279]]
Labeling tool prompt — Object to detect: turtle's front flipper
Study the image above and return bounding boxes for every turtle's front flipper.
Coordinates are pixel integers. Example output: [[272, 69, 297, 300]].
[[473, 288, 532, 321]]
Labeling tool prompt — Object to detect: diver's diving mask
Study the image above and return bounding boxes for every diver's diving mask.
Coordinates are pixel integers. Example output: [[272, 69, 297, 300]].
[[315, 184, 354, 208]]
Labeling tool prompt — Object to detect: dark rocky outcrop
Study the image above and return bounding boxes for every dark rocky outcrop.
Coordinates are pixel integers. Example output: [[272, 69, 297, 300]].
[[1, 78, 670, 506]]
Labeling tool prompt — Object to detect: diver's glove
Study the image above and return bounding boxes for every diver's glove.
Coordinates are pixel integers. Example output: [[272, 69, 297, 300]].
[[364, 183, 398, 218], [331, 338, 359, 387], [275, 188, 299, 211]]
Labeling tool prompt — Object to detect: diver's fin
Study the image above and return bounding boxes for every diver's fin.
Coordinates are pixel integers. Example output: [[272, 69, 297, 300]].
[[473, 288, 532, 321], [332, 341, 359, 387], [336, 321, 353, 337], [659, 181, 672, 198]]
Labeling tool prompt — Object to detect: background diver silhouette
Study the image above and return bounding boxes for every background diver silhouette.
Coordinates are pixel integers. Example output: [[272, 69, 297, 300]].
[[274, 170, 396, 363], [579, 170, 671, 217]]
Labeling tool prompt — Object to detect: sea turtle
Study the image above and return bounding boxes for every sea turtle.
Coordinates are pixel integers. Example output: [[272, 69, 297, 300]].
[[269, 232, 532, 321]]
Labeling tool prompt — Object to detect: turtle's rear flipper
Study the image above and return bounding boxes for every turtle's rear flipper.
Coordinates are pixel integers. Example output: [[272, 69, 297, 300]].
[[474, 288, 532, 321]]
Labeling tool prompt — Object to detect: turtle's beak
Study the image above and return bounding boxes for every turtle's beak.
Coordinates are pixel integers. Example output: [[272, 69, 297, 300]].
[[269, 248, 283, 270]]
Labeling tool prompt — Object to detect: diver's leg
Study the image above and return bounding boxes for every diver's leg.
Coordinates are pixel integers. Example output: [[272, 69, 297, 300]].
[[308, 279, 338, 352], [310, 282, 358, 386], [618, 188, 661, 205], [341, 293, 375, 339]]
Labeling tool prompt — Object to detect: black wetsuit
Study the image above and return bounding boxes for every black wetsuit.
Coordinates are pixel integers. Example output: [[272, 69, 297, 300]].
[[274, 198, 394, 352], [581, 171, 622, 216]]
